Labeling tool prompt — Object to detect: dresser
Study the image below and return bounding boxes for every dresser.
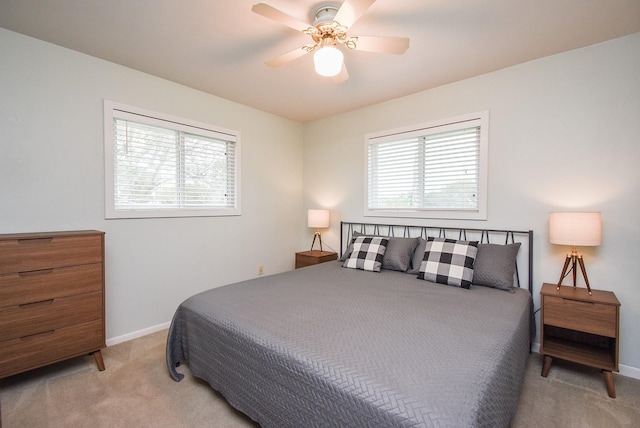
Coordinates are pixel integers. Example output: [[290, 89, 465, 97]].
[[0, 230, 106, 379]]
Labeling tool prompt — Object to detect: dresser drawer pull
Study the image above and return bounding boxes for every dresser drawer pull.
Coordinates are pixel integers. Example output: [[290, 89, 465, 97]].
[[18, 268, 54, 277], [19, 299, 54, 308], [20, 330, 55, 341], [17, 237, 53, 245]]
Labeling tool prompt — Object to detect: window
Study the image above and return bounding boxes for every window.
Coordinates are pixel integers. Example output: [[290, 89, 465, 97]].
[[104, 100, 240, 219], [365, 111, 488, 220]]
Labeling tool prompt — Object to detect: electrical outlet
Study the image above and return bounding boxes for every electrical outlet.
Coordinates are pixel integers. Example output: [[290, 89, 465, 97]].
[[258, 265, 264, 275]]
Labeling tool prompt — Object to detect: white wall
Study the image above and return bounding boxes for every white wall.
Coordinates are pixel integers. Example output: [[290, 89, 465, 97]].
[[2, 26, 638, 373], [0, 29, 304, 340], [303, 33, 640, 372]]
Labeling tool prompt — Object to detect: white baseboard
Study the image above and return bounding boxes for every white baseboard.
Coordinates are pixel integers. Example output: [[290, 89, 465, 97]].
[[619, 364, 640, 380], [531, 342, 640, 380], [106, 321, 171, 347]]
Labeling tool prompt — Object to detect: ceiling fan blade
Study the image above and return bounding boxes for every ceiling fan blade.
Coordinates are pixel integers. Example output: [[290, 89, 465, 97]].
[[251, 3, 311, 32], [264, 46, 308, 68], [334, 0, 376, 29], [331, 64, 350, 84], [352, 36, 409, 54]]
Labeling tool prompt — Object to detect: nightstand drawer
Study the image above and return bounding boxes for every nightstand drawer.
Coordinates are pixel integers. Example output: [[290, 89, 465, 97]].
[[295, 251, 338, 269], [544, 295, 617, 337]]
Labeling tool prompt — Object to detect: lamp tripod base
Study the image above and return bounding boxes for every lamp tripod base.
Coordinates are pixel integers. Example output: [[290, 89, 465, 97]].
[[310, 231, 323, 252], [556, 253, 592, 295]]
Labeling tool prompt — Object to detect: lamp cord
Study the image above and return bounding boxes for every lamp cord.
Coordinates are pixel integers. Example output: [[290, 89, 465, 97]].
[[561, 263, 575, 280], [321, 242, 338, 254]]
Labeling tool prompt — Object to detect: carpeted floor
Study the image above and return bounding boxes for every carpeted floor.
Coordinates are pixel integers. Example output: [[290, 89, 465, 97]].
[[1, 329, 639, 427]]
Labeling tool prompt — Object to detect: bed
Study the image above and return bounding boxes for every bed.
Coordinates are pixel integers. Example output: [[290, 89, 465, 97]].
[[166, 222, 534, 427]]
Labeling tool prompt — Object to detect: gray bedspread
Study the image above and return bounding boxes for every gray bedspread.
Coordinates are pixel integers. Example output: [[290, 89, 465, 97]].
[[166, 261, 531, 427]]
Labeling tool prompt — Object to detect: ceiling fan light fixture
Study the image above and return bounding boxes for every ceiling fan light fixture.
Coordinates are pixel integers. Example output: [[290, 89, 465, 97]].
[[313, 46, 343, 77]]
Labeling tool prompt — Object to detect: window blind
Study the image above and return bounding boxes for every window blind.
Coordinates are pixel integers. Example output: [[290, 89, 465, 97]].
[[367, 115, 485, 217], [102, 98, 243, 220], [112, 118, 236, 210]]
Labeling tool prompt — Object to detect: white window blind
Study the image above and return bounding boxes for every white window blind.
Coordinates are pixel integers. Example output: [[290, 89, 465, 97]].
[[365, 112, 488, 220], [104, 101, 240, 219]]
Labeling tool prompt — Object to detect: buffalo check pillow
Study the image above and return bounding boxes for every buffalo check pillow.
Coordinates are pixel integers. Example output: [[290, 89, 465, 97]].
[[418, 237, 479, 288], [342, 236, 389, 272]]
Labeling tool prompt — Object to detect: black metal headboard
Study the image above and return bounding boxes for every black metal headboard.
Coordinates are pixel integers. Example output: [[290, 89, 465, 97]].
[[340, 221, 534, 293]]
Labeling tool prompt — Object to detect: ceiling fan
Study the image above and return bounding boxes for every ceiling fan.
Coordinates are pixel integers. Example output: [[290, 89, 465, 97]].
[[252, 0, 410, 82]]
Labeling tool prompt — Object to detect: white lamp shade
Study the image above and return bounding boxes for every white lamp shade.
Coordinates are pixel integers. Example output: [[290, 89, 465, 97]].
[[308, 209, 330, 229], [549, 212, 602, 246], [313, 46, 343, 77]]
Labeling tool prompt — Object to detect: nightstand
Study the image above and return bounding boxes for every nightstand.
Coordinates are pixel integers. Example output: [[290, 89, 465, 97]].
[[295, 250, 337, 269], [540, 283, 621, 397]]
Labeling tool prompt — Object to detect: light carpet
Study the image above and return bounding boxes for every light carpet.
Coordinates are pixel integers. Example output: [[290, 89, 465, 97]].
[[1, 329, 638, 427]]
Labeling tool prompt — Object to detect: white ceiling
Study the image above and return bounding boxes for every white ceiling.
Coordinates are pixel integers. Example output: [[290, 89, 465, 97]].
[[1, 0, 639, 123]]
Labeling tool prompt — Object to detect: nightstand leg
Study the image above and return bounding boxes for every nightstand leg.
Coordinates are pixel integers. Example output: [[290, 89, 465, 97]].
[[541, 355, 553, 377], [603, 370, 616, 398]]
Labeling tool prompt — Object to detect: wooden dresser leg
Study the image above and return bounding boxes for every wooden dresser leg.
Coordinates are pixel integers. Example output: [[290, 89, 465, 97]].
[[603, 370, 616, 398], [93, 350, 106, 371], [541, 355, 553, 377]]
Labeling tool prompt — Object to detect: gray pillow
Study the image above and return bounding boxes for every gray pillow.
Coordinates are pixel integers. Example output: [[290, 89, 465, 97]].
[[341, 231, 419, 272], [407, 237, 427, 274], [339, 236, 357, 262], [472, 243, 521, 290]]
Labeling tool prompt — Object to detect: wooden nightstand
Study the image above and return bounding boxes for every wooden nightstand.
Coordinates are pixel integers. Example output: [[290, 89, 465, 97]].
[[540, 283, 621, 397], [295, 250, 337, 269]]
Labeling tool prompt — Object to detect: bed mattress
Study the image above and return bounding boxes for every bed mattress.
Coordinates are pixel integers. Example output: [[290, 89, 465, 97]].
[[167, 260, 531, 427]]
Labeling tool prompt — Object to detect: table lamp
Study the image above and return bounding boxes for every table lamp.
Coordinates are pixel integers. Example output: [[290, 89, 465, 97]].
[[308, 209, 330, 252], [549, 212, 602, 295]]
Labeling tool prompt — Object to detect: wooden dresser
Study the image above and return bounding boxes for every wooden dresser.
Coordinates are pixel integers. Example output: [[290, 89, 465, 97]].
[[0, 230, 106, 379]]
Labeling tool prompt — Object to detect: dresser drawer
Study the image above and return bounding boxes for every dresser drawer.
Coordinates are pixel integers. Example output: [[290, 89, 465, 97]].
[[0, 291, 103, 342], [0, 263, 103, 308], [544, 295, 617, 337], [0, 234, 103, 275], [0, 319, 104, 378]]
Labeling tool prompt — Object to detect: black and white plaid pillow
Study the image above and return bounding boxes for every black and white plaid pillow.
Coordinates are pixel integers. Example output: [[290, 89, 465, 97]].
[[342, 236, 389, 272], [418, 237, 478, 288]]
